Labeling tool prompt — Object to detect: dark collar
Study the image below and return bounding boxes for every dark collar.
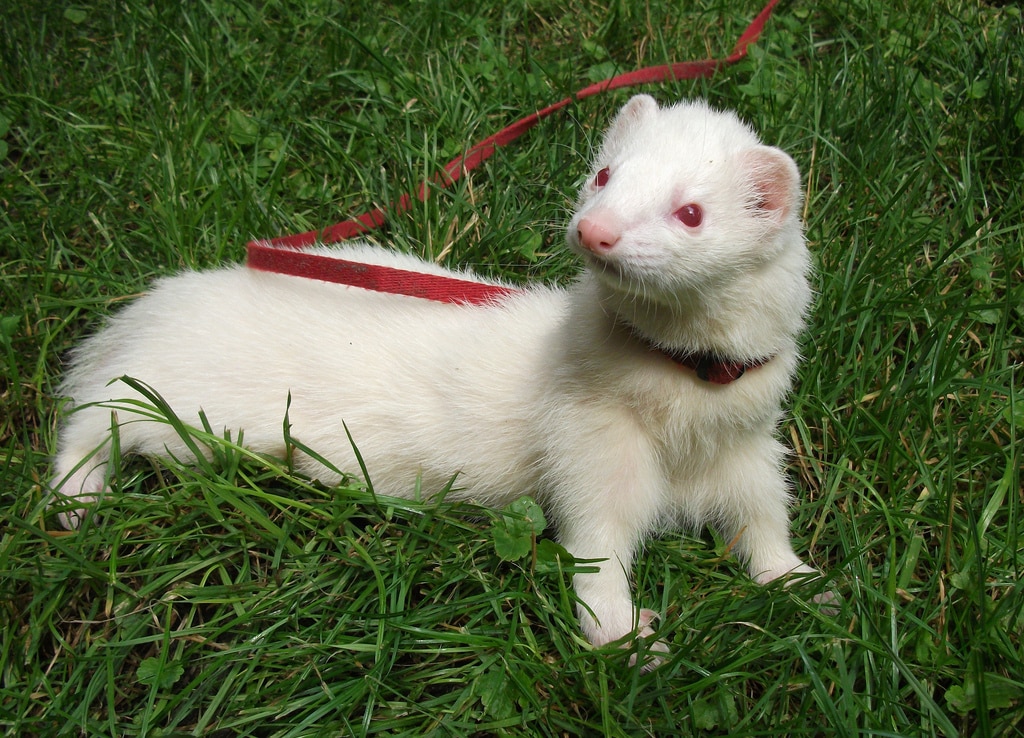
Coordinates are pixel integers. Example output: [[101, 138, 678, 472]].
[[624, 323, 772, 385]]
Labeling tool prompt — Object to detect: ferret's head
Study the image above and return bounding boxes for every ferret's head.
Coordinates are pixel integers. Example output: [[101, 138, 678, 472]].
[[567, 95, 806, 306]]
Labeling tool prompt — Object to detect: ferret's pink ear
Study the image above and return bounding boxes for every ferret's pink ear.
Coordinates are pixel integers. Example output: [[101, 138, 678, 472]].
[[617, 94, 659, 121], [602, 95, 659, 149], [743, 146, 801, 222]]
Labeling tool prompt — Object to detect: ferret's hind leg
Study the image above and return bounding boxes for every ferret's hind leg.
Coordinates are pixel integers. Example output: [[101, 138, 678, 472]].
[[50, 463, 108, 529], [49, 410, 116, 529]]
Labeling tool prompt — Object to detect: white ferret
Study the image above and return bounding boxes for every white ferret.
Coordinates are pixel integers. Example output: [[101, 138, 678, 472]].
[[51, 94, 824, 658]]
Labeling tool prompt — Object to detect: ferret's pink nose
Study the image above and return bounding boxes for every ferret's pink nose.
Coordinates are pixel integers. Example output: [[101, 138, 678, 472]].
[[577, 214, 620, 253]]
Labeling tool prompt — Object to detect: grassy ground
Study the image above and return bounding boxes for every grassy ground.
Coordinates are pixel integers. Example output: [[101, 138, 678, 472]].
[[1, 0, 1022, 735]]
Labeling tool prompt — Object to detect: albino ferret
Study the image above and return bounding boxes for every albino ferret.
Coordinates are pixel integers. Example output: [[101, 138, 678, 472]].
[[51, 94, 824, 658]]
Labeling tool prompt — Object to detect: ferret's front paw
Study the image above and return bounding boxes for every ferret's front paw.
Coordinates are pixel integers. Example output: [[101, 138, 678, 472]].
[[756, 563, 839, 613], [583, 607, 670, 670], [753, 561, 818, 585], [629, 608, 670, 671], [810, 587, 841, 614]]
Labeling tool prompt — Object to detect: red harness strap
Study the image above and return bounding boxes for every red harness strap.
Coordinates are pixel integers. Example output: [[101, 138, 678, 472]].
[[247, 246, 519, 306]]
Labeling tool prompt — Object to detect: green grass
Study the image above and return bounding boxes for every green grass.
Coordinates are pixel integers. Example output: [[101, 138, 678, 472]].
[[2, 0, 1022, 735]]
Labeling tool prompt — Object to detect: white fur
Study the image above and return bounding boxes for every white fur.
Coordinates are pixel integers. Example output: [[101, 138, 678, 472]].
[[51, 95, 820, 660]]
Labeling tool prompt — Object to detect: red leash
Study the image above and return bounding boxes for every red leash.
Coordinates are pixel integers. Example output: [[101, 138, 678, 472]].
[[247, 247, 520, 305], [246, 0, 780, 306]]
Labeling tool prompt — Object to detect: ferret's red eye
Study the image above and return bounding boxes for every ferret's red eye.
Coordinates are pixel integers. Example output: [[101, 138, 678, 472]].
[[594, 167, 610, 188], [674, 203, 703, 228]]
